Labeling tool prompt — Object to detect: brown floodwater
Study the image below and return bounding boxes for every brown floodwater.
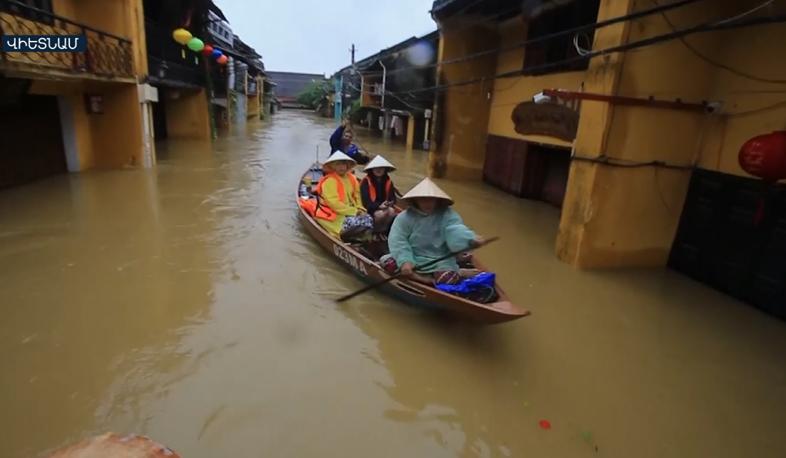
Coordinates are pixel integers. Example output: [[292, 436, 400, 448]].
[[1, 110, 786, 458]]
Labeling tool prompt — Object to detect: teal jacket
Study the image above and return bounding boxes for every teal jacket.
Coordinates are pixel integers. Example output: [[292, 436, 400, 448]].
[[387, 207, 477, 274]]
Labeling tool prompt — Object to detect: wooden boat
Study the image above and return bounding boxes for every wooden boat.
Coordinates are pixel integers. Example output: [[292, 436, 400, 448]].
[[40, 433, 181, 458], [297, 163, 530, 325]]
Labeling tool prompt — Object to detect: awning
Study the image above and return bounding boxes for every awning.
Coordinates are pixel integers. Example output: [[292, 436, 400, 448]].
[[213, 45, 249, 64]]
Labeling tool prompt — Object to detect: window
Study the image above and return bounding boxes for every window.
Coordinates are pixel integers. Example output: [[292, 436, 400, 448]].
[[3, 0, 55, 26], [522, 0, 601, 76]]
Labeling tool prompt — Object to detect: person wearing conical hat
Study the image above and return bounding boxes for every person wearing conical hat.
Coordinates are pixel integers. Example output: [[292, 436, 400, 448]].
[[386, 178, 487, 286], [313, 152, 373, 239], [329, 119, 370, 165], [360, 155, 399, 233]]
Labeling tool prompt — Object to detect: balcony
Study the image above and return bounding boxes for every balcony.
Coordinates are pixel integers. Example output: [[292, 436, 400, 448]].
[[208, 64, 228, 104], [0, 0, 134, 80], [145, 20, 204, 89]]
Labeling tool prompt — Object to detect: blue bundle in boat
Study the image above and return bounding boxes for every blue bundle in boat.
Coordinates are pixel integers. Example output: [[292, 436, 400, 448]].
[[435, 272, 496, 294]]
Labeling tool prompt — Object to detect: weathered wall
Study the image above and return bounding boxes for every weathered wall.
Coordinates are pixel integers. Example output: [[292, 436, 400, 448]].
[[429, 16, 498, 181], [556, 0, 786, 269], [165, 89, 212, 140], [487, 17, 587, 148]]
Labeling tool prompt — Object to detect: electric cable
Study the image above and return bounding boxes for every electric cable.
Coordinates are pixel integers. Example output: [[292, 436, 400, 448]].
[[382, 1, 786, 96], [347, 0, 534, 77], [651, 0, 786, 84], [348, 0, 713, 79]]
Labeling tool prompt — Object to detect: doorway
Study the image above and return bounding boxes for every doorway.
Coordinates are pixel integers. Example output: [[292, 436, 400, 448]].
[[0, 93, 67, 190], [483, 134, 571, 208]]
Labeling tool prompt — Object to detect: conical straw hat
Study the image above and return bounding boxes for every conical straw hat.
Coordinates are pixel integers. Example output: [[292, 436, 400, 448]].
[[323, 151, 356, 167], [401, 178, 454, 206], [363, 155, 396, 172]]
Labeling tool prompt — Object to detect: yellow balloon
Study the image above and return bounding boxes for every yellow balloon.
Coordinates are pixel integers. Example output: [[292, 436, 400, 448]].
[[173, 28, 192, 45]]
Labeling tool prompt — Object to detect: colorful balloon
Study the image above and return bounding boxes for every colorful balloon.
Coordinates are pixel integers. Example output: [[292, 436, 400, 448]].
[[217, 55, 228, 65], [172, 28, 192, 45], [212, 49, 223, 59], [201, 44, 214, 56], [187, 37, 204, 52]]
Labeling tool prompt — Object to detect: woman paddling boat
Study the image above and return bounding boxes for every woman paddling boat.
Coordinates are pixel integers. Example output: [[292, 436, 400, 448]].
[[297, 163, 530, 324]]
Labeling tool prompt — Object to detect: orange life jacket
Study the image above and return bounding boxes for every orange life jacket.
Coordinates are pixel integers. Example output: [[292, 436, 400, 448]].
[[363, 175, 393, 203], [312, 172, 359, 221]]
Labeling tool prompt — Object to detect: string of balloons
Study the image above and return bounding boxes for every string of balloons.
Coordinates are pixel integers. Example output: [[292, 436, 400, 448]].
[[172, 28, 228, 65]]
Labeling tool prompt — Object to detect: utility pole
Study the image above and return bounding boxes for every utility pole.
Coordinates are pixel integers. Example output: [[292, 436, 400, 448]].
[[334, 74, 343, 121], [336, 44, 356, 122]]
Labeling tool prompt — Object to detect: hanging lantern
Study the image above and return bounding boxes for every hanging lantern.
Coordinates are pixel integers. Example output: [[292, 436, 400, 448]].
[[172, 28, 192, 45], [187, 37, 204, 52], [738, 131, 786, 182], [212, 49, 223, 59], [201, 44, 214, 56], [738, 131, 786, 226], [217, 55, 228, 65]]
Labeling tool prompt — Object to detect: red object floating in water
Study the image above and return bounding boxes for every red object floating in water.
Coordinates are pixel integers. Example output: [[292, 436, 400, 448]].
[[539, 420, 551, 430]]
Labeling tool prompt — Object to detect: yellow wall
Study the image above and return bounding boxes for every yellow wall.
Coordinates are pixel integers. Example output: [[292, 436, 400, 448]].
[[164, 89, 212, 140], [28, 80, 144, 170], [487, 18, 587, 148], [2, 0, 144, 78], [700, 21, 786, 176], [3, 0, 149, 174], [430, 17, 498, 180], [54, 0, 146, 76], [247, 77, 261, 119], [88, 84, 145, 168], [557, 0, 786, 269], [433, 0, 786, 270]]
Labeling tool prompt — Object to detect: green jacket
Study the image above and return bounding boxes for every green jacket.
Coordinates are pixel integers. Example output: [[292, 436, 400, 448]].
[[388, 207, 476, 274]]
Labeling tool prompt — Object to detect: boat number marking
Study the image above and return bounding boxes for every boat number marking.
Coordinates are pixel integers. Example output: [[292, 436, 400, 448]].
[[333, 244, 368, 276]]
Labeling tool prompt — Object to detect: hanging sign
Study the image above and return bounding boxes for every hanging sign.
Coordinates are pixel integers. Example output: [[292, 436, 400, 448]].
[[511, 101, 579, 142]]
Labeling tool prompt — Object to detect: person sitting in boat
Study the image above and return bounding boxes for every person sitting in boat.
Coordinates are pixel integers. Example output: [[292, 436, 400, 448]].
[[360, 155, 399, 233], [385, 178, 487, 286], [329, 119, 370, 165], [314, 152, 374, 241]]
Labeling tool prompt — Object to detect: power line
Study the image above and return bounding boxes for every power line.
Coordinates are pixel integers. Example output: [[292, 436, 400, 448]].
[[383, 2, 785, 96], [354, 0, 712, 79], [348, 0, 529, 77], [651, 0, 786, 84]]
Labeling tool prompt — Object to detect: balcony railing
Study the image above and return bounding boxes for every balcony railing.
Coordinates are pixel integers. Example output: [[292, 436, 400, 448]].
[[145, 20, 203, 88], [0, 0, 134, 78]]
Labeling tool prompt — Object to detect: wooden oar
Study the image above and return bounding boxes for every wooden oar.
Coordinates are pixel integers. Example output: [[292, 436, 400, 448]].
[[335, 236, 500, 303]]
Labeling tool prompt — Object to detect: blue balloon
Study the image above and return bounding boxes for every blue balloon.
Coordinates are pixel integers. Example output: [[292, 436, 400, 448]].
[[212, 49, 222, 59]]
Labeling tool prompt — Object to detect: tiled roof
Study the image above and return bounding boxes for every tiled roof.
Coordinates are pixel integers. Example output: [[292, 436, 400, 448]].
[[430, 0, 458, 11]]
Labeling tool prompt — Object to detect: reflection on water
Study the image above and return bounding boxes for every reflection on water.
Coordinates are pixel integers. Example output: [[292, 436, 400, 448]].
[[1, 111, 786, 458]]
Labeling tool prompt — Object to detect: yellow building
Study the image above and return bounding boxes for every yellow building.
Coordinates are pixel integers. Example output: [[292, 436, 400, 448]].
[[247, 74, 262, 120], [0, 0, 153, 188], [143, 0, 213, 142], [430, 0, 786, 312]]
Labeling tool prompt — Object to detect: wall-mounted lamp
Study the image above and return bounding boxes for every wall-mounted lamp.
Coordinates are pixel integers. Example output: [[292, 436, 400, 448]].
[[158, 61, 169, 79], [533, 92, 551, 104], [84, 94, 103, 114]]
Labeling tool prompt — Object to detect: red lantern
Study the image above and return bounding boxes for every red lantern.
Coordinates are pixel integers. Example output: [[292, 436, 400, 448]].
[[738, 131, 786, 226], [201, 44, 214, 56], [217, 55, 228, 65], [738, 131, 786, 182]]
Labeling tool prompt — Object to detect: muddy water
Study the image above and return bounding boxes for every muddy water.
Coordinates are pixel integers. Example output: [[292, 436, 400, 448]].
[[1, 110, 786, 458]]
